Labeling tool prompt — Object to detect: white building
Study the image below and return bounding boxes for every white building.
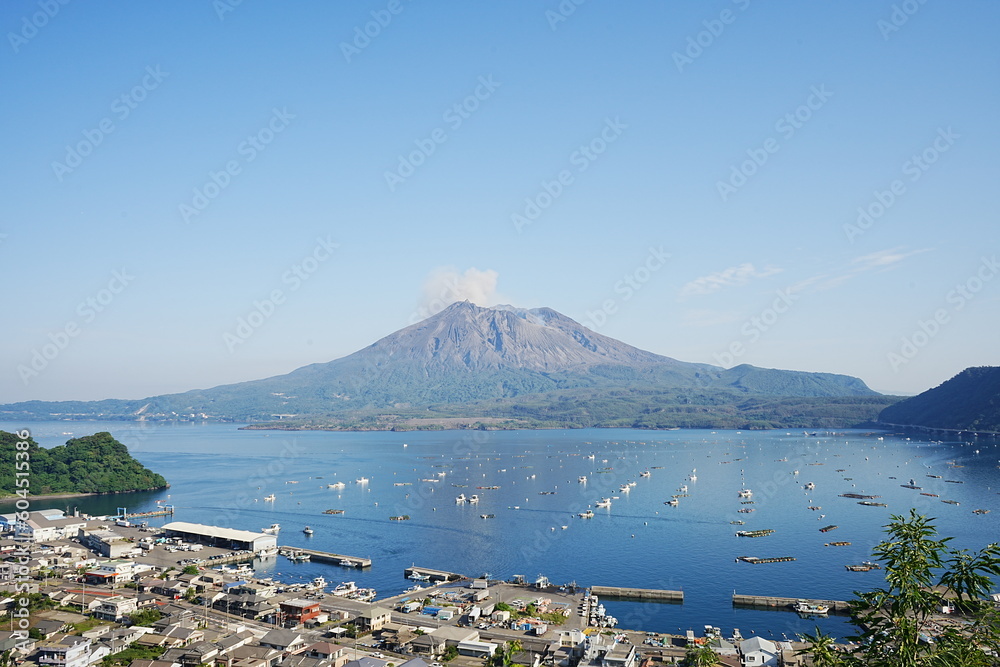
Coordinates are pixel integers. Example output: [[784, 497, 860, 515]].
[[740, 636, 779, 667]]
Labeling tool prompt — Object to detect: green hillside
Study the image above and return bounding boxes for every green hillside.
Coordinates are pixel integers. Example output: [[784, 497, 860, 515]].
[[0, 431, 168, 497], [878, 366, 1000, 432]]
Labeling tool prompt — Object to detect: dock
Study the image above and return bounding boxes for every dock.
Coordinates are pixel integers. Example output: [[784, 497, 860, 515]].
[[113, 505, 175, 521], [404, 566, 464, 582], [733, 592, 851, 614], [281, 547, 371, 568], [589, 586, 683, 603]]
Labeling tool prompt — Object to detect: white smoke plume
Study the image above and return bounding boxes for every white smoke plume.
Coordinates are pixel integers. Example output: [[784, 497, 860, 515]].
[[412, 267, 500, 323]]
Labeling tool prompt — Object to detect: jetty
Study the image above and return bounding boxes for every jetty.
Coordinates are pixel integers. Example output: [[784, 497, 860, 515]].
[[113, 505, 174, 521], [589, 585, 683, 603], [733, 592, 851, 614], [404, 566, 464, 582], [280, 547, 371, 568]]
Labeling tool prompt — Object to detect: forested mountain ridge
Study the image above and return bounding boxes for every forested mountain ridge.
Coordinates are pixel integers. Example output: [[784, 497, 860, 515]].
[[878, 366, 1000, 433]]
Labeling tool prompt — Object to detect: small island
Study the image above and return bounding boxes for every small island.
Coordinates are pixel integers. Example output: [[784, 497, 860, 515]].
[[0, 430, 168, 498]]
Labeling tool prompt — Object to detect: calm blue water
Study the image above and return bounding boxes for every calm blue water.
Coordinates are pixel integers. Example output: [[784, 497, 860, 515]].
[[4, 422, 999, 641]]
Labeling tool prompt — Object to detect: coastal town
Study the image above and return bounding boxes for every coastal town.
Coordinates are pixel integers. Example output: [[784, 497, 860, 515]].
[[0, 507, 840, 667], [3, 506, 996, 667]]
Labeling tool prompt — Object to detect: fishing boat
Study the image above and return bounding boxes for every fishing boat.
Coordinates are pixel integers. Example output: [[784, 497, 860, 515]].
[[738, 489, 753, 498], [804, 482, 816, 490], [303, 526, 313, 535], [578, 510, 595, 518], [338, 558, 355, 567], [332, 581, 357, 596], [328, 482, 345, 489], [455, 494, 467, 504], [263, 494, 276, 501], [578, 476, 588, 483], [595, 498, 612, 508], [819, 525, 838, 532], [356, 477, 369, 484], [793, 600, 829, 615], [640, 470, 651, 477], [469, 495, 480, 504], [309, 576, 326, 590], [666, 499, 679, 506], [408, 572, 431, 581], [262, 523, 280, 534], [480, 513, 496, 519]]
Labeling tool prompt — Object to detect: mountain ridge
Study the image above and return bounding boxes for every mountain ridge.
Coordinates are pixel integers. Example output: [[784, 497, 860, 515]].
[[1, 301, 887, 428]]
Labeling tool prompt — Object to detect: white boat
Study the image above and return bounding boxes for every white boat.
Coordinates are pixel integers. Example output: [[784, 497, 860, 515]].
[[303, 526, 313, 535], [794, 600, 829, 615], [666, 498, 679, 506], [739, 489, 753, 498], [804, 482, 816, 490], [689, 469, 698, 481], [640, 471, 651, 477], [578, 510, 595, 518], [309, 576, 327, 590], [595, 498, 612, 508], [679, 484, 688, 493], [469, 495, 480, 504], [263, 494, 276, 501], [578, 476, 588, 483], [408, 572, 431, 581], [338, 558, 355, 567], [618, 485, 631, 493], [262, 523, 280, 534], [356, 477, 369, 484], [455, 494, 467, 503], [332, 581, 357, 596], [328, 482, 345, 489]]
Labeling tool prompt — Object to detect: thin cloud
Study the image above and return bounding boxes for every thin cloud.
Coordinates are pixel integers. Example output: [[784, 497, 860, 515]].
[[679, 263, 782, 298]]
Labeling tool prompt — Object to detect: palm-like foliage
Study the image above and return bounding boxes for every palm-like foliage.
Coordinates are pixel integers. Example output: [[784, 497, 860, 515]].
[[801, 509, 1000, 666]]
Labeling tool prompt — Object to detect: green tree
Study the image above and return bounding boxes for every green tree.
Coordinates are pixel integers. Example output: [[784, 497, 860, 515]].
[[127, 608, 162, 627], [489, 640, 523, 667], [802, 509, 1000, 666], [182, 565, 199, 575], [682, 644, 720, 667]]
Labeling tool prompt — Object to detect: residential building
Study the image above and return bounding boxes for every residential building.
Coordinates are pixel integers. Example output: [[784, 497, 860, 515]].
[[739, 637, 779, 667], [279, 599, 321, 627], [36, 634, 92, 667], [355, 607, 392, 633], [93, 595, 140, 622]]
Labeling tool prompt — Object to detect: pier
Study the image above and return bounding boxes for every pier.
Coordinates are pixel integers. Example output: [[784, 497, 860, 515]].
[[590, 585, 684, 603], [404, 566, 464, 582], [732, 593, 851, 614], [281, 547, 371, 568], [113, 505, 175, 521]]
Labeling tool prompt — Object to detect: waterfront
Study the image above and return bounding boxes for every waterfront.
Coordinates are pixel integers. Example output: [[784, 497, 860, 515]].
[[4, 421, 998, 640]]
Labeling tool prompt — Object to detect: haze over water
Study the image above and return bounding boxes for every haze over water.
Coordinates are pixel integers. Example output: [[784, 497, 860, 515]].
[[6, 421, 999, 641]]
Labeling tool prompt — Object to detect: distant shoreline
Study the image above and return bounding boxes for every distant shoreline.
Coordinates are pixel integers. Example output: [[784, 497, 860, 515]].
[[0, 486, 169, 503]]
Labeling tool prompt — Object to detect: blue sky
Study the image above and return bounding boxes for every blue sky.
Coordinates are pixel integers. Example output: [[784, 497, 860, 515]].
[[2, 1, 998, 403]]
